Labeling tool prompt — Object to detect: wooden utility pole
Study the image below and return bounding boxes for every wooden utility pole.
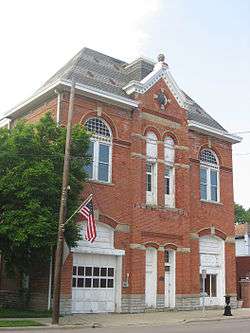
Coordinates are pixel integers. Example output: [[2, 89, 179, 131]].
[[52, 80, 76, 325]]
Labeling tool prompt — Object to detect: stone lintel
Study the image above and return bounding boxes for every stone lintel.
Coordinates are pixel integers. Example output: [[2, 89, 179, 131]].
[[115, 224, 130, 233]]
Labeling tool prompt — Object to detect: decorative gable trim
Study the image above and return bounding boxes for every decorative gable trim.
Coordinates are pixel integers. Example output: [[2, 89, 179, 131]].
[[123, 61, 188, 109]]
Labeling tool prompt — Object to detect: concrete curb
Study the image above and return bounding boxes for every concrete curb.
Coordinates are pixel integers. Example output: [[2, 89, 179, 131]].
[[184, 315, 250, 324]]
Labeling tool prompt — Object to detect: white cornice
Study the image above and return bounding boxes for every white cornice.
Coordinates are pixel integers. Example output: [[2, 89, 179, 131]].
[[1, 80, 138, 121], [0, 118, 11, 129], [61, 80, 138, 108], [123, 62, 187, 109], [188, 120, 242, 144], [2, 80, 61, 120]]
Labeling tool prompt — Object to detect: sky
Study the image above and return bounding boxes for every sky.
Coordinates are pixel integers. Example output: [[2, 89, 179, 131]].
[[0, 0, 249, 208]]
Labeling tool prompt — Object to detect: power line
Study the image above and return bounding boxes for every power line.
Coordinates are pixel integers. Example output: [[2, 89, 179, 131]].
[[233, 152, 250, 156]]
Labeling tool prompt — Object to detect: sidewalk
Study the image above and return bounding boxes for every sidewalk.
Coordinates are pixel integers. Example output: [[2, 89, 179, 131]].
[[1, 308, 250, 330]]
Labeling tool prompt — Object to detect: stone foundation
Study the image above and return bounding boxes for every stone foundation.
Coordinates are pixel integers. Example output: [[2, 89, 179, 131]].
[[174, 294, 201, 310], [60, 296, 72, 314], [121, 294, 145, 313], [156, 294, 165, 309]]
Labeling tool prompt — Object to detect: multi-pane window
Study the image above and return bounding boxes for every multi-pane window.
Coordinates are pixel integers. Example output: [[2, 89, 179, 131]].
[[200, 273, 217, 297], [84, 118, 112, 183], [72, 265, 115, 289], [164, 137, 175, 207], [200, 149, 219, 202], [146, 132, 157, 204]]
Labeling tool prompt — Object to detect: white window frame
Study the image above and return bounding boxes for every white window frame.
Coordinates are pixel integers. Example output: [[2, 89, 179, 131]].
[[200, 149, 220, 203], [146, 161, 157, 205], [164, 166, 175, 207], [164, 137, 175, 208], [146, 132, 158, 205], [85, 118, 112, 183]]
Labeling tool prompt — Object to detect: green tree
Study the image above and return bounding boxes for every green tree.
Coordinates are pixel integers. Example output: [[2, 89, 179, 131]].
[[0, 113, 90, 283], [235, 203, 250, 224]]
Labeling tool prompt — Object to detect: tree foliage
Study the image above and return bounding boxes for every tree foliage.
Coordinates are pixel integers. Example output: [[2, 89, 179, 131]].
[[235, 203, 250, 224], [0, 113, 90, 276]]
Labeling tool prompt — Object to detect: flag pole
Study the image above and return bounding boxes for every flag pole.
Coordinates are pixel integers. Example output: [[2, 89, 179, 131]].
[[64, 194, 93, 226]]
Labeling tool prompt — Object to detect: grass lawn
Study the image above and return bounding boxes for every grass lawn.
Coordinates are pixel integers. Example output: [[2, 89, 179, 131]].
[[0, 308, 51, 318], [0, 320, 44, 327]]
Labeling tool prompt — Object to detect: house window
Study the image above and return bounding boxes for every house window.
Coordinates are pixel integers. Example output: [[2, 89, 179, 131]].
[[146, 132, 157, 204], [200, 273, 217, 297], [164, 137, 175, 207], [199, 149, 219, 202], [85, 118, 112, 183]]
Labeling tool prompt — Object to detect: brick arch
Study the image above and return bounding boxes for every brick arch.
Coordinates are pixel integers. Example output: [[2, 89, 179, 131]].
[[99, 214, 118, 229], [198, 145, 222, 165], [197, 227, 227, 240], [80, 111, 118, 139], [163, 243, 178, 250], [143, 126, 161, 141], [143, 242, 160, 249], [162, 131, 179, 145]]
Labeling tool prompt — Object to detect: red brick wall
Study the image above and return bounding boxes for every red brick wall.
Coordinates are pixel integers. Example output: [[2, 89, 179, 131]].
[[57, 78, 236, 300], [4, 75, 237, 308]]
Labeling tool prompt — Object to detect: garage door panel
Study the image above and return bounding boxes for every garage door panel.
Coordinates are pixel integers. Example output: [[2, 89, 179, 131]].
[[72, 254, 116, 313]]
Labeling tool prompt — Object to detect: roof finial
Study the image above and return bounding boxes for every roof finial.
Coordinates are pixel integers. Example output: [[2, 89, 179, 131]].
[[157, 53, 165, 62]]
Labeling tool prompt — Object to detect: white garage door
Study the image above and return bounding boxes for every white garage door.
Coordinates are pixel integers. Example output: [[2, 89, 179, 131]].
[[72, 253, 116, 313]]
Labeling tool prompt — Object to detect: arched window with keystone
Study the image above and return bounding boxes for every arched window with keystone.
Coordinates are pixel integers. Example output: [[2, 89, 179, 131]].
[[199, 149, 220, 202], [84, 117, 112, 183], [164, 137, 175, 207]]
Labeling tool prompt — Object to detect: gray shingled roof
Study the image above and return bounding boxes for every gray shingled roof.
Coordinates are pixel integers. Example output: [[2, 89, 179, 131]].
[[37, 47, 225, 132]]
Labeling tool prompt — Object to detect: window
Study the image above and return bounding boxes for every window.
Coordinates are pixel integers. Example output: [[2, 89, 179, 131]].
[[164, 137, 175, 207], [84, 118, 112, 183], [200, 273, 217, 297], [72, 265, 115, 289], [146, 132, 157, 204], [199, 149, 219, 202]]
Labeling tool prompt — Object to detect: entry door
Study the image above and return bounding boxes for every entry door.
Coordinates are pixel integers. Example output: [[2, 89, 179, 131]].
[[164, 250, 175, 308], [165, 270, 171, 307], [145, 247, 157, 308]]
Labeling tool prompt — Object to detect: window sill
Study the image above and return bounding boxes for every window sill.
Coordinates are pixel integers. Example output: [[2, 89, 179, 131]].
[[200, 199, 223, 206], [88, 180, 115, 187]]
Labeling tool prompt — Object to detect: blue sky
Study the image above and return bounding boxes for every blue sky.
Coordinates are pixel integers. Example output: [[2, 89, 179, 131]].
[[0, 0, 249, 207]]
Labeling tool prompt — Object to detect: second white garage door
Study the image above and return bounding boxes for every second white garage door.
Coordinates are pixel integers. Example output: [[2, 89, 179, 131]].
[[72, 253, 116, 313]]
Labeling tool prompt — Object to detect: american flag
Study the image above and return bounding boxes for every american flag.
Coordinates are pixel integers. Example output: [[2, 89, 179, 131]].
[[79, 197, 96, 243]]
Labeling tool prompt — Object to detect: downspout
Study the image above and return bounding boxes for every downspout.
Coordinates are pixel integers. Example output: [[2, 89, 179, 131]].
[[55, 90, 61, 126]]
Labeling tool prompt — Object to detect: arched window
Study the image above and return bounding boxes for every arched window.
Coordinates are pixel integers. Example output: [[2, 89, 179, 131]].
[[146, 132, 157, 204], [164, 137, 175, 207], [85, 118, 112, 183], [199, 149, 219, 202]]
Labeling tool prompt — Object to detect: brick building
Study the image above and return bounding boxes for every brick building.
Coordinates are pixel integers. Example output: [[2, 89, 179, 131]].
[[235, 224, 250, 300], [0, 48, 241, 313]]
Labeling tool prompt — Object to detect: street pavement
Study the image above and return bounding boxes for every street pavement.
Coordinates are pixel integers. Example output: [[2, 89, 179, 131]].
[[2, 318, 250, 333]]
